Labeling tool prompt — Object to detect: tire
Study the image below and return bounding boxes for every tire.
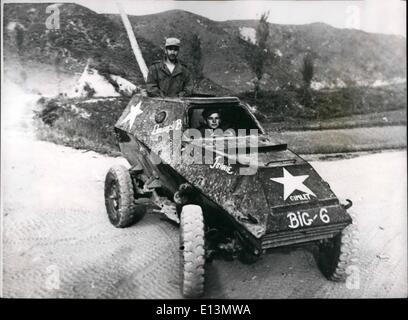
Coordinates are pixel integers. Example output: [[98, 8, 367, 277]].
[[317, 211, 359, 281], [180, 205, 205, 298], [104, 165, 146, 228]]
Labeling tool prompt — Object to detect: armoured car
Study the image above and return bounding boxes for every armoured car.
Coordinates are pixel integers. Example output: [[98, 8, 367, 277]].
[[104, 95, 358, 297]]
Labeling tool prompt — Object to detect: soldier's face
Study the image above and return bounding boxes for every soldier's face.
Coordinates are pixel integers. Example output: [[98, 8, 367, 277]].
[[206, 112, 221, 129], [165, 46, 179, 62]]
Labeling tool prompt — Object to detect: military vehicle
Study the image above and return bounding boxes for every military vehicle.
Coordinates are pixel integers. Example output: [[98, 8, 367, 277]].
[[104, 94, 358, 298]]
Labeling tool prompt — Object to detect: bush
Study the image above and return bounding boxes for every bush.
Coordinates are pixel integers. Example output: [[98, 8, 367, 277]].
[[239, 84, 406, 122], [35, 96, 130, 155]]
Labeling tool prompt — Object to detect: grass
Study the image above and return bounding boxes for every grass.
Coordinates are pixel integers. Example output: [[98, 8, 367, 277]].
[[280, 126, 406, 154], [264, 109, 407, 132], [240, 83, 407, 123], [34, 96, 129, 156], [33, 86, 407, 156], [35, 116, 121, 156]]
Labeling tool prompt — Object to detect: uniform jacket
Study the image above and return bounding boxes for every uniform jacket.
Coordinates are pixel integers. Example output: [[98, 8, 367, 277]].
[[146, 59, 194, 98]]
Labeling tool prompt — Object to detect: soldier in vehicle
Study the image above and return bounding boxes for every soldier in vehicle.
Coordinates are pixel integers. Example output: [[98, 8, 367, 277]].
[[198, 109, 234, 137], [146, 37, 194, 98]]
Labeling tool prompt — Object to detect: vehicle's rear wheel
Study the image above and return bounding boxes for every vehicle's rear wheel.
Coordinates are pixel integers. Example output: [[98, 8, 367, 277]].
[[180, 204, 205, 298], [104, 165, 146, 228], [317, 212, 359, 281]]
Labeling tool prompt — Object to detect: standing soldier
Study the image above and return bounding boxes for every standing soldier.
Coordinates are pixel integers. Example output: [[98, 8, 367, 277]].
[[146, 37, 193, 97]]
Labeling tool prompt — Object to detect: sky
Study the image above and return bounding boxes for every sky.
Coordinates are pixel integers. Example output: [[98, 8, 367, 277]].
[[3, 0, 406, 37]]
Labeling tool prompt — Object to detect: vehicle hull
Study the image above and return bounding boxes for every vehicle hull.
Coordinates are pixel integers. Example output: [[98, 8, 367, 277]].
[[114, 95, 352, 253]]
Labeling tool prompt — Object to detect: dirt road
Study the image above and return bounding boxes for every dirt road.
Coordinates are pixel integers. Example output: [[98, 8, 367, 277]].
[[1, 84, 407, 298]]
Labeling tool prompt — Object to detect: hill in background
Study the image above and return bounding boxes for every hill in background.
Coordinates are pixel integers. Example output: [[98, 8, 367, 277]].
[[4, 3, 406, 92], [105, 9, 406, 92], [3, 2, 157, 85]]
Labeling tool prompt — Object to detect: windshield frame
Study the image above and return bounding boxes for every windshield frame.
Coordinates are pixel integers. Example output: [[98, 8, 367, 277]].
[[184, 102, 266, 138]]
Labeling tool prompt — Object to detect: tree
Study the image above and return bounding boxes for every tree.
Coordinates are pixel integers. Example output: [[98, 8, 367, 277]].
[[190, 34, 204, 90], [302, 52, 314, 88], [301, 52, 314, 108], [15, 24, 25, 56], [251, 11, 270, 103], [54, 49, 64, 95], [15, 24, 27, 86]]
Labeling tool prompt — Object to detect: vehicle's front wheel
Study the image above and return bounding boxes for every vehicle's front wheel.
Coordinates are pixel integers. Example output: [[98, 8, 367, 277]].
[[317, 212, 359, 281], [104, 165, 146, 228], [180, 205, 205, 298]]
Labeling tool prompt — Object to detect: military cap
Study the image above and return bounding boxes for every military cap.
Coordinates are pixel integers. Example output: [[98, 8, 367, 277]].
[[165, 37, 181, 47]]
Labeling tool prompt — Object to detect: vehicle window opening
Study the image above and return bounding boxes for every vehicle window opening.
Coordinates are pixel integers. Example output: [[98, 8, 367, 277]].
[[187, 104, 260, 136]]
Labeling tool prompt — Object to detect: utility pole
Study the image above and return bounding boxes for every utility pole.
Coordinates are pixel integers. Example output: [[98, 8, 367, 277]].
[[117, 2, 149, 82]]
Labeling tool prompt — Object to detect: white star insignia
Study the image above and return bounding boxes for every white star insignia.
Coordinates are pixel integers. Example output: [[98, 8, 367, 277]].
[[270, 168, 316, 200], [121, 101, 143, 130]]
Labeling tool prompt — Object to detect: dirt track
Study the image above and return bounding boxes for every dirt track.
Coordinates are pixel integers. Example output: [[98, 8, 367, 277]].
[[1, 84, 407, 299]]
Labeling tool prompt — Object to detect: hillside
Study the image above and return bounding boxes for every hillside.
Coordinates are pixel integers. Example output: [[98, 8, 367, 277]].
[[222, 20, 406, 89], [105, 9, 406, 91], [3, 2, 159, 85], [4, 3, 406, 94], [105, 10, 255, 92]]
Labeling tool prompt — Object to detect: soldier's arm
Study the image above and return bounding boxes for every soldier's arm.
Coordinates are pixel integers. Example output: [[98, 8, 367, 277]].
[[178, 67, 194, 97], [146, 64, 163, 97]]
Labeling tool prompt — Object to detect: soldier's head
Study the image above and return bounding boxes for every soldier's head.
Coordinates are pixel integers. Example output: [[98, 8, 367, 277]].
[[203, 109, 222, 130], [164, 37, 180, 62]]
